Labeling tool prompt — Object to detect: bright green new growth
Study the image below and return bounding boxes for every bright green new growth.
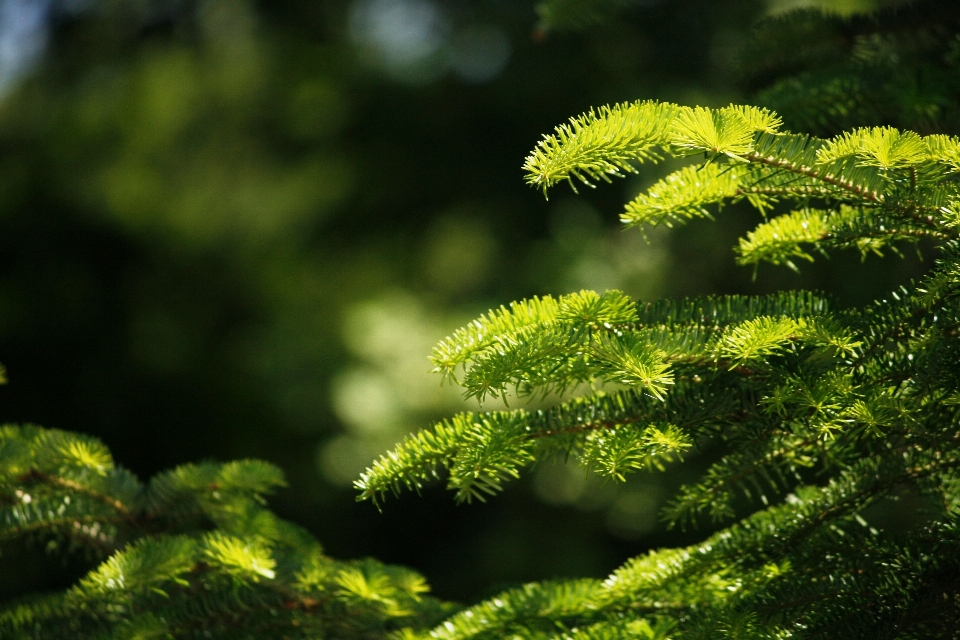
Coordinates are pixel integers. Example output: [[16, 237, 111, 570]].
[[358, 100, 960, 637], [0, 425, 451, 639], [522, 101, 680, 195], [528, 101, 953, 267]]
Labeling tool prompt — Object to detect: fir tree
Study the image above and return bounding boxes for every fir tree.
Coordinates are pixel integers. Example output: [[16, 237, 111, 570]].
[[356, 100, 960, 637], [6, 1, 960, 638], [357, 3, 960, 639]]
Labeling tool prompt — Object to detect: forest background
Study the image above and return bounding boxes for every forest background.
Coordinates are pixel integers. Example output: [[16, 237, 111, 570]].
[[0, 0, 935, 604]]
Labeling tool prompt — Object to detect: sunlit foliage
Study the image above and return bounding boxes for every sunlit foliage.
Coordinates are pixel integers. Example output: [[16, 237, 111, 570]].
[[359, 100, 960, 636]]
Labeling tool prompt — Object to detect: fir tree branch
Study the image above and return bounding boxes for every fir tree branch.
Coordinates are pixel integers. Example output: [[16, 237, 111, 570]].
[[16, 469, 134, 518], [742, 150, 884, 203]]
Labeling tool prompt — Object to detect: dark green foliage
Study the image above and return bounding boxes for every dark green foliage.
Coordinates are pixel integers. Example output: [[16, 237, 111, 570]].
[[534, 0, 643, 31], [740, 1, 960, 135], [0, 425, 452, 638]]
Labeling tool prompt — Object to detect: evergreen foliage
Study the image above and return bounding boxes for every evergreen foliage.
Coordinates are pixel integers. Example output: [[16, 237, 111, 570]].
[[6, 0, 960, 637], [0, 425, 452, 638], [740, 0, 960, 135], [357, 98, 960, 636]]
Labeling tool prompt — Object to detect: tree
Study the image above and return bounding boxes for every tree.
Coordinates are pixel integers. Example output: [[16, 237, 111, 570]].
[[5, 0, 960, 637]]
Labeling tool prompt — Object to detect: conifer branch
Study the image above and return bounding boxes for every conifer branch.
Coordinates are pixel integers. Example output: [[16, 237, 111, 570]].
[[742, 150, 884, 203], [0, 425, 451, 638], [17, 469, 134, 518], [361, 94, 960, 639]]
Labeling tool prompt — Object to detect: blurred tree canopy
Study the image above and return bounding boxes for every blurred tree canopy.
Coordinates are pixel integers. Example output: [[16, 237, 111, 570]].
[[1, 0, 955, 604]]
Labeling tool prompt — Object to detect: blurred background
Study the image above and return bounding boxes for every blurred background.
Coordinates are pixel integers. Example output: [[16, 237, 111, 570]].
[[0, 0, 941, 603]]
